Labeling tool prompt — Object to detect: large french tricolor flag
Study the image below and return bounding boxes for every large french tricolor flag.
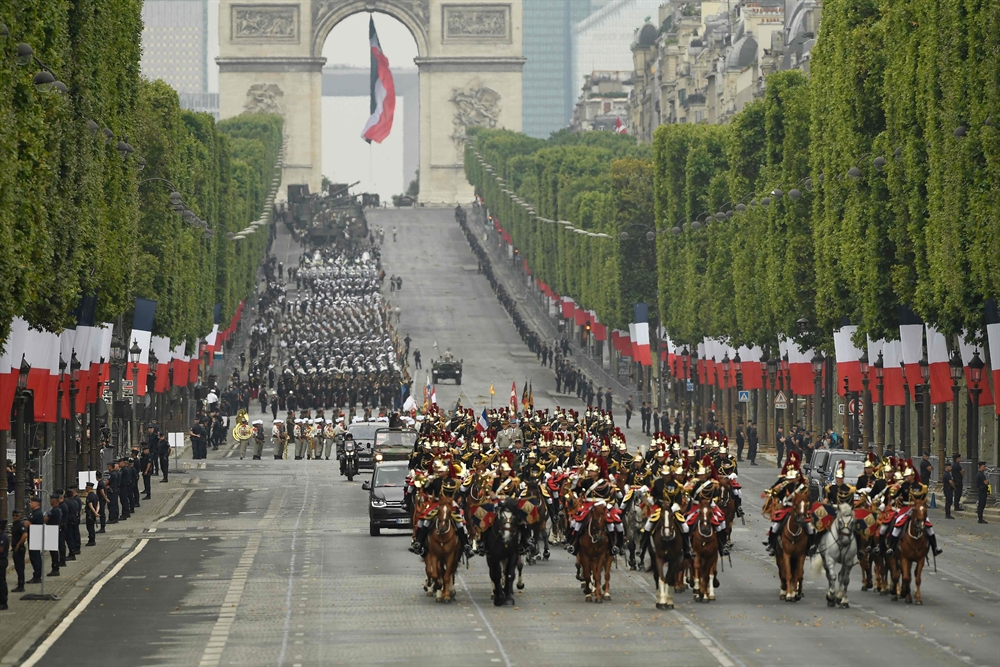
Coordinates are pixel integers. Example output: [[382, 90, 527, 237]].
[[25, 327, 60, 423], [630, 323, 652, 367], [987, 300, 1000, 415], [71, 294, 99, 413], [924, 325, 952, 405], [867, 337, 906, 406], [171, 341, 189, 388], [361, 16, 396, 144], [129, 298, 157, 397], [0, 318, 30, 430], [151, 336, 172, 393]]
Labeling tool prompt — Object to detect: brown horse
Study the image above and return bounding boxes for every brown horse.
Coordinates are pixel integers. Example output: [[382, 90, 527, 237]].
[[775, 491, 810, 602], [578, 502, 612, 603], [892, 498, 930, 604], [690, 498, 719, 602], [424, 496, 461, 603], [650, 506, 685, 609]]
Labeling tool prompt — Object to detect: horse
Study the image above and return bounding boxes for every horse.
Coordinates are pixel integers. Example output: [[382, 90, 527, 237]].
[[894, 498, 930, 605], [817, 502, 857, 608], [465, 470, 492, 552], [717, 477, 737, 552], [650, 504, 685, 609], [690, 498, 719, 602], [775, 491, 810, 602], [623, 486, 649, 571], [550, 476, 575, 545], [424, 496, 461, 603], [523, 479, 550, 563], [484, 499, 523, 607], [577, 501, 612, 603]]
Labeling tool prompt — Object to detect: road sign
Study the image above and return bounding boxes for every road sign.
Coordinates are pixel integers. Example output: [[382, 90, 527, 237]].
[[686, 380, 694, 392], [738, 390, 750, 403], [774, 390, 788, 410], [848, 399, 864, 415], [121, 379, 134, 398]]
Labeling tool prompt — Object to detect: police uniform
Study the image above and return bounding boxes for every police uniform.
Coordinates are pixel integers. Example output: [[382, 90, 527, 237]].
[[85, 483, 99, 545]]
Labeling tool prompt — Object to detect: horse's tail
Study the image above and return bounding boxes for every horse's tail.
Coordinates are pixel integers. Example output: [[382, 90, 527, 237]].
[[810, 550, 825, 575]]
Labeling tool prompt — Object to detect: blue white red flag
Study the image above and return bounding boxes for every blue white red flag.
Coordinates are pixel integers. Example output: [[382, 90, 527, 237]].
[[361, 16, 396, 144]]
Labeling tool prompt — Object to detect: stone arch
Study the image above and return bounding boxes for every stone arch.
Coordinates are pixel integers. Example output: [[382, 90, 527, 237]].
[[311, 1, 430, 60]]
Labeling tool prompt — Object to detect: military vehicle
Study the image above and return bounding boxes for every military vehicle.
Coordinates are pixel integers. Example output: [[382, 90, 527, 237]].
[[431, 349, 463, 385]]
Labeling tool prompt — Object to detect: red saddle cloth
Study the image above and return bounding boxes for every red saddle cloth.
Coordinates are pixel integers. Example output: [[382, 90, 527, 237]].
[[571, 501, 622, 524], [892, 506, 931, 528], [685, 505, 725, 527]]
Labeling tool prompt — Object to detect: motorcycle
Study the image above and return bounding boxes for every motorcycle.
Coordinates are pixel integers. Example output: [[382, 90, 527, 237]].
[[342, 441, 358, 481]]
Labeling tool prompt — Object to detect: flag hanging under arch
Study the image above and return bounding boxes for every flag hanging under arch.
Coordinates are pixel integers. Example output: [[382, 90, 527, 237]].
[[361, 16, 396, 144]]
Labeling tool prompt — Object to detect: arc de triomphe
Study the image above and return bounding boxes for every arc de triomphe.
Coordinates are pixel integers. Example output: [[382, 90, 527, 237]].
[[218, 0, 524, 203]]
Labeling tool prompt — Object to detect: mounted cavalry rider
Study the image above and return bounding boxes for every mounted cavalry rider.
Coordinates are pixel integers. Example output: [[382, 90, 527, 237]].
[[409, 457, 475, 559], [884, 459, 943, 557], [685, 456, 730, 557], [565, 457, 624, 556], [715, 442, 744, 518], [640, 462, 691, 558], [623, 452, 651, 489], [763, 453, 813, 556], [810, 460, 859, 555]]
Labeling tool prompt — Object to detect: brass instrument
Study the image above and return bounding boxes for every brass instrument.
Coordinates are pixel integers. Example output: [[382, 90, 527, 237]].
[[232, 409, 253, 442]]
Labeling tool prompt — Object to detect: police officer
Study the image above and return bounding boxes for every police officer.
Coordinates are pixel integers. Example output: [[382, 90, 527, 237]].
[[97, 470, 109, 530], [140, 446, 153, 499], [0, 518, 9, 610], [942, 461, 955, 519], [65, 487, 82, 557], [27, 496, 45, 583], [85, 481, 99, 545], [158, 430, 171, 482], [976, 460, 989, 524], [130, 451, 142, 508], [10, 509, 28, 592], [46, 493, 64, 576], [107, 462, 120, 523]]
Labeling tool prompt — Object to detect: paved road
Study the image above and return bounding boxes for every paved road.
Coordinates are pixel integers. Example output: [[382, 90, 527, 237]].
[[12, 209, 999, 667]]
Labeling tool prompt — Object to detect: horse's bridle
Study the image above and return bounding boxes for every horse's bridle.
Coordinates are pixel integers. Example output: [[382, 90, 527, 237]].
[[785, 499, 807, 538], [697, 505, 714, 538]]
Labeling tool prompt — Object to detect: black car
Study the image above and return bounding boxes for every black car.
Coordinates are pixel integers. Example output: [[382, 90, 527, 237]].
[[347, 420, 389, 470], [364, 461, 411, 536], [373, 428, 418, 464], [804, 449, 866, 501]]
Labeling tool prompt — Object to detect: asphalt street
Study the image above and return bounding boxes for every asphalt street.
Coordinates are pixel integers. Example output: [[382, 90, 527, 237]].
[[12, 209, 1000, 667]]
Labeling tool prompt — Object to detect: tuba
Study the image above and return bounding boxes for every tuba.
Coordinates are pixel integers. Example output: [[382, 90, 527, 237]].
[[232, 409, 254, 442]]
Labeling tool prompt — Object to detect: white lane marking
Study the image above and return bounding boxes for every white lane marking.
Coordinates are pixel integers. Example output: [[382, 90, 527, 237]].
[[198, 533, 263, 667], [20, 538, 150, 667], [457, 574, 512, 667], [277, 470, 312, 667], [152, 489, 196, 528], [625, 574, 741, 667], [934, 567, 1000, 599]]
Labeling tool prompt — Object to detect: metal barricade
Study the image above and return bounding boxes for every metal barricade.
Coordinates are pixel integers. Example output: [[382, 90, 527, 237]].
[[38, 448, 53, 496]]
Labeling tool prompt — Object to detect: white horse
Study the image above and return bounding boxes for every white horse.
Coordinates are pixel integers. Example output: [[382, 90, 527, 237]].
[[816, 502, 858, 608]]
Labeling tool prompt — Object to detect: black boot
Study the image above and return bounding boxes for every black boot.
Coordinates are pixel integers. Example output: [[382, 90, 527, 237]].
[[409, 525, 428, 555], [717, 531, 729, 557], [735, 496, 744, 518], [615, 530, 625, 556], [683, 533, 693, 560], [807, 532, 819, 557], [565, 527, 579, 555], [885, 533, 899, 557], [639, 530, 652, 558], [928, 532, 943, 556], [765, 529, 778, 556], [459, 529, 475, 558]]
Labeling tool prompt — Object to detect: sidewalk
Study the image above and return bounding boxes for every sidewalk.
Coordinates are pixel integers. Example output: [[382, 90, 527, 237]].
[[0, 474, 197, 663]]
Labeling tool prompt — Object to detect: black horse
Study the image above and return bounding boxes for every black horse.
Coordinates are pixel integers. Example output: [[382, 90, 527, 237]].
[[484, 499, 523, 607]]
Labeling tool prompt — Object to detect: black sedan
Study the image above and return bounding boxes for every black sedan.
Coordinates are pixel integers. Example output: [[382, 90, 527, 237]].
[[364, 461, 411, 536]]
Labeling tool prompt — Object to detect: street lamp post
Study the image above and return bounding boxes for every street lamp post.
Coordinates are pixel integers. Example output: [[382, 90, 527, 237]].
[[874, 351, 885, 457], [734, 352, 743, 436], [811, 351, 824, 438], [900, 362, 910, 457], [681, 347, 691, 425], [56, 354, 67, 493], [918, 353, 930, 457], [860, 350, 870, 451], [691, 348, 701, 426], [949, 349, 963, 463], [968, 352, 985, 466], [129, 339, 141, 452], [759, 348, 770, 451], [14, 356, 31, 512], [148, 348, 159, 426], [69, 352, 80, 479], [844, 377, 853, 449], [722, 352, 732, 436], [767, 353, 778, 450], [780, 352, 790, 434], [110, 332, 126, 456]]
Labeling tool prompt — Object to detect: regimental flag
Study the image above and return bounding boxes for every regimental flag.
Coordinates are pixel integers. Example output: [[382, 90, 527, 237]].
[[361, 16, 396, 144], [509, 381, 517, 412], [528, 382, 534, 410], [489, 383, 495, 396], [129, 298, 157, 397], [521, 381, 529, 410], [477, 407, 489, 432]]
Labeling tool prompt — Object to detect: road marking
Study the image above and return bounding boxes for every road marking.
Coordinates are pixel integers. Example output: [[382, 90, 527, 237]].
[[19, 538, 150, 667], [457, 574, 512, 667], [277, 471, 312, 667], [625, 574, 742, 667], [197, 533, 263, 667], [153, 489, 196, 527]]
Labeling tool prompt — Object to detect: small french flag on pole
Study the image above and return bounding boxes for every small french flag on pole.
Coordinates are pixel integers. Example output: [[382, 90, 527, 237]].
[[477, 408, 488, 433]]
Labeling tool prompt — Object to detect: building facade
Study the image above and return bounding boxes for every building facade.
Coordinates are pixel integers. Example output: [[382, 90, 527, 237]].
[[628, 0, 821, 143], [522, 0, 595, 138], [141, 0, 211, 95], [569, 71, 633, 133]]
